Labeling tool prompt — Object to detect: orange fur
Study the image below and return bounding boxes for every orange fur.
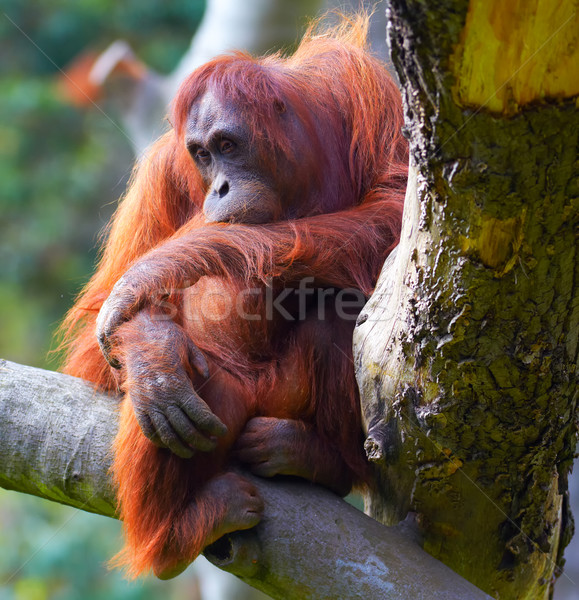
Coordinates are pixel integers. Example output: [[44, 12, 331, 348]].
[[60, 15, 408, 577]]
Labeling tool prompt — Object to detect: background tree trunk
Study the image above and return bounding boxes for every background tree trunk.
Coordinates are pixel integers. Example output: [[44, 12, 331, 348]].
[[354, 2, 579, 599]]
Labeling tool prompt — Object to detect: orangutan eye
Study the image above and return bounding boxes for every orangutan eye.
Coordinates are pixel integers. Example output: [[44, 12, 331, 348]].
[[220, 139, 236, 154], [195, 147, 210, 161]]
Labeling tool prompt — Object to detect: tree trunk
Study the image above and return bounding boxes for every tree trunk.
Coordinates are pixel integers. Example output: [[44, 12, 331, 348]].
[[354, 2, 579, 599]]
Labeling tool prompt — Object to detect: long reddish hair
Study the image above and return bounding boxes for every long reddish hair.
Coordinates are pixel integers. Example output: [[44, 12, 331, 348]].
[[58, 14, 409, 578], [61, 16, 408, 388], [60, 15, 407, 391]]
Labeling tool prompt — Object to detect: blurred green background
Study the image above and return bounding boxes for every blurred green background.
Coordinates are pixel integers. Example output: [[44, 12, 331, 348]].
[[0, 1, 231, 598]]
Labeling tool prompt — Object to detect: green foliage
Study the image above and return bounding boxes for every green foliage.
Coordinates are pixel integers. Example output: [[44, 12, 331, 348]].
[[0, 0, 205, 75], [0, 493, 174, 600], [0, 75, 118, 367]]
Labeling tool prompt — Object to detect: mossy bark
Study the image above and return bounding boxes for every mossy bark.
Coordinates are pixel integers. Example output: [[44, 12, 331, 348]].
[[354, 1, 579, 598]]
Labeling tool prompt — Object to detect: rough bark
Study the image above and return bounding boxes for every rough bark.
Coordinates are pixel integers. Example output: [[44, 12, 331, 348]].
[[0, 359, 491, 600], [353, 2, 579, 599]]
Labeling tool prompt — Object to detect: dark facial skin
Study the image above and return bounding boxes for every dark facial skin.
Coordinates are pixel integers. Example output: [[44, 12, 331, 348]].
[[185, 90, 316, 224]]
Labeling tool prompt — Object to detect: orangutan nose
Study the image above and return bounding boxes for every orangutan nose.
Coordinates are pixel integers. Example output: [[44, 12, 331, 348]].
[[213, 175, 229, 198]]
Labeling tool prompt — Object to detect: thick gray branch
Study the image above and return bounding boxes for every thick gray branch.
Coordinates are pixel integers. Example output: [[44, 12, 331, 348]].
[[0, 359, 490, 599], [0, 359, 117, 516]]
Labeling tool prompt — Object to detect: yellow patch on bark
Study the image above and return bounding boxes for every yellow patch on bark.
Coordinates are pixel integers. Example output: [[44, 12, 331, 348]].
[[452, 0, 579, 113], [460, 210, 525, 273]]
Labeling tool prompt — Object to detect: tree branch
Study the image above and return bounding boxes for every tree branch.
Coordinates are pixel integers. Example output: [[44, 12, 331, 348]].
[[0, 359, 490, 599]]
